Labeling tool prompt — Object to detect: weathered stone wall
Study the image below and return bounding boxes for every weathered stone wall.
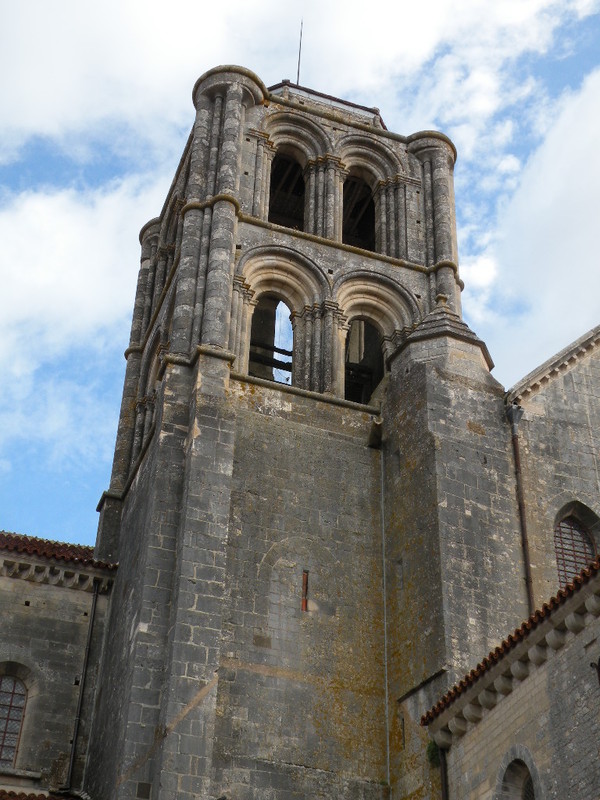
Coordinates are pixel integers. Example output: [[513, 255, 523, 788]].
[[89, 356, 388, 800], [516, 346, 600, 603], [86, 364, 191, 800], [0, 571, 108, 791], [444, 598, 600, 799], [211, 378, 386, 798], [382, 331, 527, 799]]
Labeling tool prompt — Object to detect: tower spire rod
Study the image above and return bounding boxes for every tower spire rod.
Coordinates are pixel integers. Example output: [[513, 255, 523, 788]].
[[296, 19, 303, 85]]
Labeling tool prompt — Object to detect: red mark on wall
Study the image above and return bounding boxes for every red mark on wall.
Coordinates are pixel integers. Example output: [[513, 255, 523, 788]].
[[302, 570, 309, 612]]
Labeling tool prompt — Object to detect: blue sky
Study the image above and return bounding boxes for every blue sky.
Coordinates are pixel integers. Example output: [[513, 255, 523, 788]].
[[1, 0, 600, 546]]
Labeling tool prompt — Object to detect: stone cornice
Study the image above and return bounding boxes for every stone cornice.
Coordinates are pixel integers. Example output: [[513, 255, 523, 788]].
[[423, 560, 600, 748], [1, 556, 113, 593], [507, 323, 600, 403]]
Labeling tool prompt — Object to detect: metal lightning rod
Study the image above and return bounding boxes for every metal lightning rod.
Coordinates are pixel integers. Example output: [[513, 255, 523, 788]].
[[296, 19, 303, 85]]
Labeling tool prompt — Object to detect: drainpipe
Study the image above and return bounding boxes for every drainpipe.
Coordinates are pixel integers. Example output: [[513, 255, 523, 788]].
[[506, 403, 534, 616], [62, 577, 100, 791], [439, 748, 449, 800]]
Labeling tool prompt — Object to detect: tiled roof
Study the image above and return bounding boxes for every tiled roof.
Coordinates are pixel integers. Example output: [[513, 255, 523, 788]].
[[421, 556, 600, 725], [0, 531, 116, 571], [0, 792, 75, 799]]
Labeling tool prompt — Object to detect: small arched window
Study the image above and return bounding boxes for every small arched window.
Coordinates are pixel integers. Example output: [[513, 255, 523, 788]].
[[554, 515, 597, 589], [343, 174, 375, 252], [501, 760, 536, 799], [249, 296, 293, 385], [268, 154, 305, 230], [344, 318, 384, 404], [0, 675, 26, 767]]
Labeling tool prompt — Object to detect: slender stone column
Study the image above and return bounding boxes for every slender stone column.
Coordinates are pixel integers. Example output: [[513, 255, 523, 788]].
[[130, 399, 146, 466], [338, 319, 350, 399], [291, 311, 305, 388], [321, 300, 337, 394], [252, 135, 266, 217], [321, 301, 338, 394], [315, 161, 326, 237], [106, 217, 159, 495], [311, 306, 323, 392], [302, 307, 313, 389], [188, 96, 224, 347], [136, 220, 159, 345], [397, 182, 408, 260], [262, 143, 275, 220], [430, 147, 457, 264], [377, 183, 388, 255], [333, 167, 343, 241], [304, 162, 317, 234], [387, 183, 397, 258], [170, 94, 214, 356], [151, 246, 169, 314], [324, 159, 336, 239], [107, 348, 142, 496], [409, 134, 459, 309], [422, 157, 435, 267], [228, 277, 243, 354], [242, 297, 257, 372], [201, 83, 244, 348]]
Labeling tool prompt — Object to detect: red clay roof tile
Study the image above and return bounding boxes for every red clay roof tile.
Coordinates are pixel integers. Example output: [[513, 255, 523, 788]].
[[0, 531, 116, 570], [0, 793, 80, 800], [421, 556, 600, 725]]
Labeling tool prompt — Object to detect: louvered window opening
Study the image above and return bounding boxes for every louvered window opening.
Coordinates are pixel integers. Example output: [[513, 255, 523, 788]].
[[0, 676, 26, 767], [554, 516, 596, 589]]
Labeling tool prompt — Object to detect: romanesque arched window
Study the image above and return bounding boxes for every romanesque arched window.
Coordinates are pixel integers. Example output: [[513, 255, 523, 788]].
[[0, 675, 26, 767], [554, 515, 596, 589], [268, 154, 305, 230], [344, 318, 384, 404], [342, 174, 375, 252], [500, 759, 536, 799], [249, 295, 293, 384]]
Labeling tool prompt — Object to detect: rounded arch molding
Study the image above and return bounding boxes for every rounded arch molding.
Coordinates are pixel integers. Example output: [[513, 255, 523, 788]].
[[337, 132, 406, 185], [236, 245, 330, 309], [0, 659, 40, 699], [230, 246, 335, 392], [333, 269, 422, 339], [493, 745, 546, 800], [263, 111, 333, 166]]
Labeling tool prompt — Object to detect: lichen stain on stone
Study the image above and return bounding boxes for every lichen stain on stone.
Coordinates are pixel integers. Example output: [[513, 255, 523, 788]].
[[310, 549, 387, 780], [466, 420, 486, 436]]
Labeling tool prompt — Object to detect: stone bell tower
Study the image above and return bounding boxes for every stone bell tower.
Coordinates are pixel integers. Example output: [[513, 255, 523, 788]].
[[88, 66, 526, 800]]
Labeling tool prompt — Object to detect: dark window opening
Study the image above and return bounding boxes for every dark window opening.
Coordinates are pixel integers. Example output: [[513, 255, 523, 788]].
[[554, 515, 596, 589], [343, 175, 375, 252], [502, 760, 536, 800], [522, 775, 534, 800], [249, 296, 293, 384], [268, 154, 305, 230], [345, 319, 384, 404], [0, 676, 26, 768]]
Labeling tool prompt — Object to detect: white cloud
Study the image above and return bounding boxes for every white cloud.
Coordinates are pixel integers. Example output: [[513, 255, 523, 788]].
[[0, 174, 168, 371], [2, 0, 597, 160], [0, 172, 170, 470], [463, 66, 600, 386], [1, 0, 600, 540]]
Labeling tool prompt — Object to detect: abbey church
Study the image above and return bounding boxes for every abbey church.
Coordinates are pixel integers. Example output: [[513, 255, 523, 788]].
[[1, 66, 599, 800]]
